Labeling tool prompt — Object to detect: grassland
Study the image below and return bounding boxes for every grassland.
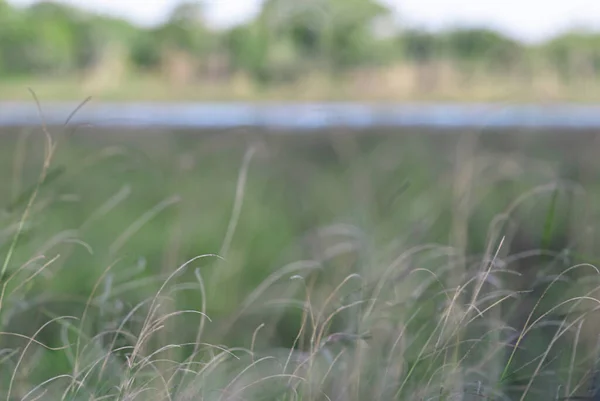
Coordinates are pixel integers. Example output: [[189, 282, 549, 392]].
[[1, 124, 600, 400], [4, 68, 600, 103]]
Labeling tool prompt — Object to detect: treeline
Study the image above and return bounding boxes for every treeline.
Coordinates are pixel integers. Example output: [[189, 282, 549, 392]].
[[1, 0, 600, 90]]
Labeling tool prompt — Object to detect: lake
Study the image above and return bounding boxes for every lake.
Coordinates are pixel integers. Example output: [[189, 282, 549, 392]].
[[3, 101, 600, 130]]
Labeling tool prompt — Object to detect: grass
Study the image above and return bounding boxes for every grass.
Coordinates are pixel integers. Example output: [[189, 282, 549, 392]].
[[4, 64, 600, 103], [1, 119, 600, 400]]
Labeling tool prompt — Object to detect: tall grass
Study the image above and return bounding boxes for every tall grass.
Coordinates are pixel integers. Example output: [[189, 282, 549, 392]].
[[0, 121, 600, 400]]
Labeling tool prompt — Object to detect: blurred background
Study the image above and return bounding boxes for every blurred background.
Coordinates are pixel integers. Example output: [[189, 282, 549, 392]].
[[2, 1, 600, 401], [1, 0, 600, 102]]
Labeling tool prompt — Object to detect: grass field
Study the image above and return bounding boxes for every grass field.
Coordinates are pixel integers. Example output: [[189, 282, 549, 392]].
[[4, 69, 600, 103], [1, 124, 600, 400]]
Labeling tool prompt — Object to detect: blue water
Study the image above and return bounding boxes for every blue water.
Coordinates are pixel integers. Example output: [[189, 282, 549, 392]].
[[2, 102, 600, 130]]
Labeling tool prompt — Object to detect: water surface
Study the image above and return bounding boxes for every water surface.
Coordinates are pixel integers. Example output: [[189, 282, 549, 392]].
[[2, 102, 600, 130]]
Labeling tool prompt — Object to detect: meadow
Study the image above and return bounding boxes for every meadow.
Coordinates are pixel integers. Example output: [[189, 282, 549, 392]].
[[3, 71, 600, 103], [0, 123, 600, 400]]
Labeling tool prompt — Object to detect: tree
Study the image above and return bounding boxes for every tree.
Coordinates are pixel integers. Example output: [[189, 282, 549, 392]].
[[0, 1, 139, 76], [155, 1, 211, 53], [130, 28, 163, 71], [0, 0, 27, 74], [240, 0, 391, 81], [0, 1, 78, 75], [441, 28, 524, 75], [322, 0, 391, 69], [73, 15, 138, 70], [130, 2, 212, 72], [400, 29, 440, 63], [224, 22, 271, 82], [543, 31, 600, 82]]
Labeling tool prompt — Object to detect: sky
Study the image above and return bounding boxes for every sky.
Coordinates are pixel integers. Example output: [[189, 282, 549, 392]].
[[7, 0, 600, 43]]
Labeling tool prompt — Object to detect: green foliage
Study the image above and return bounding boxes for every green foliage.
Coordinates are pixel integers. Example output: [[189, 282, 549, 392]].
[[224, 23, 270, 81], [72, 15, 139, 69], [22, 2, 79, 74], [0, 0, 597, 86], [401, 29, 441, 63], [156, 2, 210, 53], [259, 0, 392, 72], [542, 31, 600, 81], [0, 1, 136, 76], [129, 28, 163, 71], [442, 28, 525, 73]]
